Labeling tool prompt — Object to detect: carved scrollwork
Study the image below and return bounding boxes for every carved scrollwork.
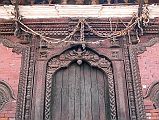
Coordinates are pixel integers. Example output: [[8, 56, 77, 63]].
[[134, 37, 159, 55], [48, 47, 110, 71], [0, 37, 24, 54], [144, 81, 159, 109], [44, 46, 117, 120], [0, 80, 16, 111]]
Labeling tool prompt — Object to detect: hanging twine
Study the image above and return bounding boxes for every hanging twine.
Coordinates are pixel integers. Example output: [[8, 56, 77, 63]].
[[16, 7, 149, 45]]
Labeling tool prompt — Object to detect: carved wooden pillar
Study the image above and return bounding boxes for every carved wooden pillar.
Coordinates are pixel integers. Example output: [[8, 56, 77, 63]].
[[91, 0, 98, 4], [75, 0, 84, 4], [61, 0, 68, 4]]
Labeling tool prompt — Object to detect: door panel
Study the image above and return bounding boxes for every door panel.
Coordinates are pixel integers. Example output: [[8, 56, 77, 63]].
[[51, 62, 109, 120]]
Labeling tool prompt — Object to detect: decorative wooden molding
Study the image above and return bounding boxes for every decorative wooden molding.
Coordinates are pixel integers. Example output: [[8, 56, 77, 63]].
[[15, 36, 36, 120], [123, 43, 146, 119], [129, 45, 146, 119], [15, 46, 31, 120], [44, 46, 117, 120]]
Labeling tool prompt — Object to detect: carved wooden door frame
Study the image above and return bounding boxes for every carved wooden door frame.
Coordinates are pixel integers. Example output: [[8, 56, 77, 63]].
[[44, 46, 117, 120], [0, 36, 150, 120]]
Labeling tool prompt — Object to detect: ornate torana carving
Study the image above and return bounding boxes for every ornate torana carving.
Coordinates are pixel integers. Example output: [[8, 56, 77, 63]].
[[47, 48, 110, 72], [44, 46, 117, 120]]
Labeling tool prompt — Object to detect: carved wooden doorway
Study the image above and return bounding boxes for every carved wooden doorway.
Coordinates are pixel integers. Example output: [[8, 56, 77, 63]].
[[51, 62, 110, 120], [44, 46, 117, 120]]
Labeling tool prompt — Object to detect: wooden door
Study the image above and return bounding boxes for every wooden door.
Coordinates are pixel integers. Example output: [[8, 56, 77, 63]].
[[51, 62, 110, 120]]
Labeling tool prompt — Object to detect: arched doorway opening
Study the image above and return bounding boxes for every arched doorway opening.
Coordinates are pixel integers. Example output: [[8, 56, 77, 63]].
[[44, 46, 117, 120], [51, 61, 111, 120]]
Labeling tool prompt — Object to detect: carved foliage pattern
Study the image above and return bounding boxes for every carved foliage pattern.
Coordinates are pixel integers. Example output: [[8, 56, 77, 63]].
[[44, 47, 117, 120]]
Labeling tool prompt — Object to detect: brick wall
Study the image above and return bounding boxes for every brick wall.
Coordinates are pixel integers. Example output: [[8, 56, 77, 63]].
[[0, 44, 21, 120], [138, 42, 159, 120]]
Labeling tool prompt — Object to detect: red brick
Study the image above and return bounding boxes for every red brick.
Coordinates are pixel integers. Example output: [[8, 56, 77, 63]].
[[0, 44, 21, 119]]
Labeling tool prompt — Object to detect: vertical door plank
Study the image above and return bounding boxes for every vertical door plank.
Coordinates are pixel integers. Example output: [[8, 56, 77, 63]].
[[84, 63, 92, 120], [68, 64, 76, 120], [80, 64, 86, 120], [52, 70, 63, 120], [97, 70, 106, 120], [51, 75, 56, 120], [51, 62, 109, 120], [61, 68, 69, 120], [103, 75, 110, 120], [75, 64, 81, 120], [91, 68, 99, 120]]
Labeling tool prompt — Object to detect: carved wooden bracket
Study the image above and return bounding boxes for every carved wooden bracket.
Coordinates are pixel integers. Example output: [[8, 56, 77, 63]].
[[134, 37, 159, 55], [0, 37, 25, 54]]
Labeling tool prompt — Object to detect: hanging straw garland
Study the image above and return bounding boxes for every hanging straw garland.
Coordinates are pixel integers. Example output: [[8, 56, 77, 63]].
[[16, 6, 149, 45]]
